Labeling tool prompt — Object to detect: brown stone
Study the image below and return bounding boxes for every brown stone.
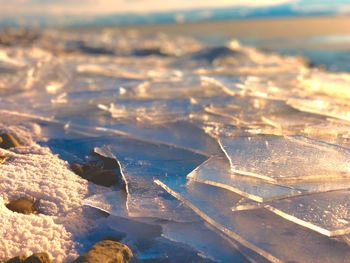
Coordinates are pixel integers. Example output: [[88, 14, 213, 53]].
[[23, 253, 51, 263], [0, 133, 21, 149], [5, 255, 26, 263], [0, 155, 6, 164], [73, 240, 132, 263], [88, 170, 120, 187], [70, 162, 84, 176], [6, 197, 37, 214]]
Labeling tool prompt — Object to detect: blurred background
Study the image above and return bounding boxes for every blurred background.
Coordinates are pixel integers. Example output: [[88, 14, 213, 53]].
[[1, 0, 350, 72]]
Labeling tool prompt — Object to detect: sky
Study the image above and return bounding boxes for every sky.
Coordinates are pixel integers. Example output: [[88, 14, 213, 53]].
[[0, 0, 296, 15]]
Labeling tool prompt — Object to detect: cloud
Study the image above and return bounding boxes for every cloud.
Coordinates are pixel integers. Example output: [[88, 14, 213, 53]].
[[0, 0, 295, 15]]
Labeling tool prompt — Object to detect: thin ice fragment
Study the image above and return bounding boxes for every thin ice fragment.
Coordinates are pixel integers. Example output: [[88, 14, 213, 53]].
[[83, 191, 128, 217], [85, 193, 249, 262], [264, 190, 350, 237], [219, 134, 350, 182], [95, 120, 223, 156], [162, 221, 249, 263], [155, 179, 350, 263], [262, 109, 324, 133], [104, 216, 215, 262], [288, 98, 350, 123], [187, 156, 302, 202]]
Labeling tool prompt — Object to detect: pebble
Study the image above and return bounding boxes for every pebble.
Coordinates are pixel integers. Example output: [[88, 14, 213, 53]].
[[4, 256, 26, 263], [6, 197, 38, 215], [4, 253, 51, 263], [0, 155, 6, 164], [72, 240, 132, 263], [70, 163, 84, 176], [70, 150, 125, 188], [0, 133, 21, 149], [23, 252, 51, 263], [88, 169, 120, 187]]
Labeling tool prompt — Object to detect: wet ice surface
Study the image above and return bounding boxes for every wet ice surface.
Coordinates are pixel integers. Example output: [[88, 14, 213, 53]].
[[220, 135, 350, 182], [1, 28, 350, 262], [187, 156, 302, 202], [155, 180, 350, 263]]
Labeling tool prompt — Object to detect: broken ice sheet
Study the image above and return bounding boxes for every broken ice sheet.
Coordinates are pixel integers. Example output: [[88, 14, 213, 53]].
[[97, 98, 197, 125], [263, 189, 350, 237], [204, 95, 294, 130], [131, 77, 230, 100], [300, 70, 350, 100], [301, 119, 350, 149], [288, 97, 350, 123], [95, 121, 223, 157], [155, 179, 350, 263], [102, 216, 217, 263], [231, 189, 350, 237], [187, 156, 302, 202], [219, 134, 350, 182], [174, 128, 350, 196], [46, 135, 207, 221], [84, 191, 128, 217], [261, 108, 325, 134], [162, 221, 249, 263], [84, 192, 249, 262]]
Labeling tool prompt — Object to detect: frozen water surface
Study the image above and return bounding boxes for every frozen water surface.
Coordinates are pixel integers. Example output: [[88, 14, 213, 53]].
[[1, 28, 350, 262], [231, 189, 350, 237], [187, 156, 302, 202], [84, 191, 249, 262], [155, 179, 350, 263], [264, 190, 350, 237], [220, 134, 350, 182]]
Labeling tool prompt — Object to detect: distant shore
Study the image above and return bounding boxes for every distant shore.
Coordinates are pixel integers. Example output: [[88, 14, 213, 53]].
[[117, 16, 350, 49]]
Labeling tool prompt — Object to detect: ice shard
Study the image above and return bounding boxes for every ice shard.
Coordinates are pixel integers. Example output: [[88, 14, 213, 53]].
[[264, 190, 350, 237], [155, 179, 350, 263], [84, 192, 250, 262], [288, 98, 350, 123], [231, 190, 350, 237], [187, 156, 301, 202], [188, 156, 350, 202], [219, 134, 350, 182]]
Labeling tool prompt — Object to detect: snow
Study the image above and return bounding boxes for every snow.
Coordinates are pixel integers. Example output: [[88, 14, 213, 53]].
[[0, 126, 108, 262]]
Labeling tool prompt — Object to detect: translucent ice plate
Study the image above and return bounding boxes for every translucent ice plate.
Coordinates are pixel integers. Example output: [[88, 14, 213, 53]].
[[155, 178, 350, 263], [187, 156, 302, 202], [188, 156, 350, 203], [84, 192, 251, 262], [231, 189, 350, 237], [288, 98, 350, 123], [264, 190, 350, 237], [219, 134, 350, 182]]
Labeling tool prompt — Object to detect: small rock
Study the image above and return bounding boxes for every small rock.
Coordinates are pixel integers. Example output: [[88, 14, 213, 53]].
[[73, 240, 132, 263], [76, 163, 123, 188], [70, 162, 84, 176], [0, 155, 6, 164], [5, 256, 26, 263], [23, 253, 51, 263], [88, 170, 120, 187], [0, 133, 21, 149], [6, 197, 38, 214]]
